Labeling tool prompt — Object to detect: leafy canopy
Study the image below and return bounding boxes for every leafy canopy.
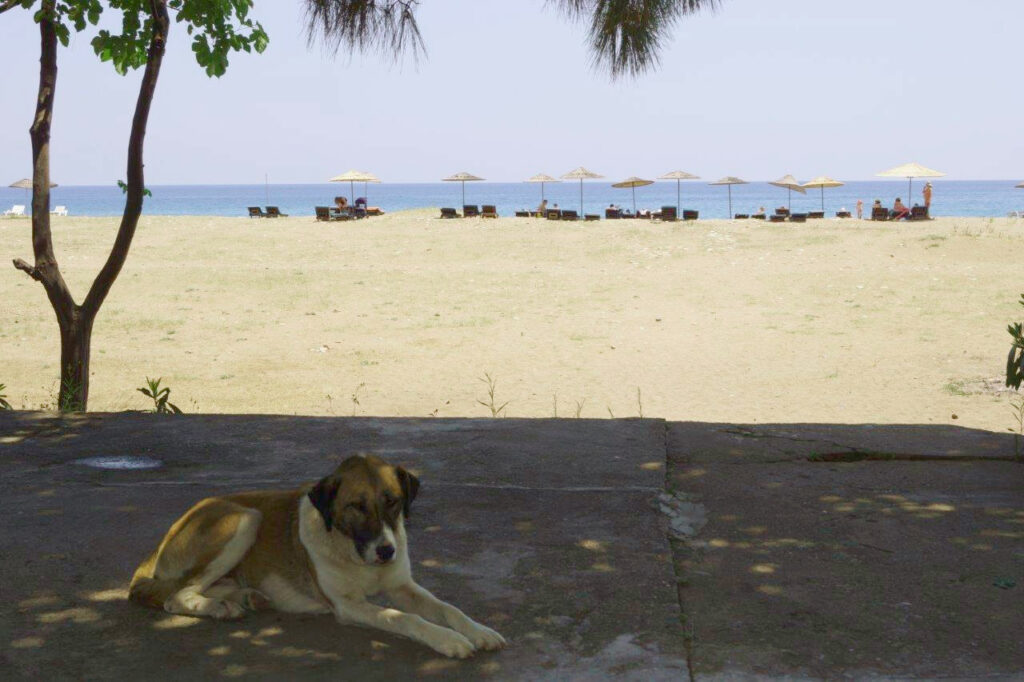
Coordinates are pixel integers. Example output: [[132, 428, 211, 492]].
[[19, 0, 268, 76]]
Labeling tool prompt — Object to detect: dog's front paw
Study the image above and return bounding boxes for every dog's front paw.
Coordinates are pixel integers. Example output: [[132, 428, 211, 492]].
[[461, 621, 507, 651], [426, 628, 475, 658]]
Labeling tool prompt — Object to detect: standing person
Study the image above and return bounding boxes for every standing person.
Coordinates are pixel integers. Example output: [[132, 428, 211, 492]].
[[922, 182, 933, 213], [856, 199, 864, 220]]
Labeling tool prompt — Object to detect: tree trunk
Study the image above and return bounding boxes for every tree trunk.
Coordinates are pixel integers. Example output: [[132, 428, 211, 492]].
[[14, 0, 170, 412]]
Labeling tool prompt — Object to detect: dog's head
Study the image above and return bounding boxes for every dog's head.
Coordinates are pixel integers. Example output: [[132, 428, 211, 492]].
[[307, 455, 420, 566]]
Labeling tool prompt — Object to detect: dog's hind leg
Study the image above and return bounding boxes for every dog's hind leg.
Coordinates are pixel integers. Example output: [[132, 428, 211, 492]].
[[135, 499, 262, 620]]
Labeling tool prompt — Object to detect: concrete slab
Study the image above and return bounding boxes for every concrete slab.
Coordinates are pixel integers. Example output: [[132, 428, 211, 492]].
[[0, 413, 684, 680], [667, 422, 1024, 680]]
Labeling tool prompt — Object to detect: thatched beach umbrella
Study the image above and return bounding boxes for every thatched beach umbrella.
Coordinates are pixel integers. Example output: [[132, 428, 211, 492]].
[[769, 174, 806, 211], [561, 167, 604, 216], [329, 170, 377, 204], [359, 172, 381, 205], [876, 162, 945, 200], [659, 170, 700, 218], [442, 172, 484, 207], [525, 173, 560, 202], [802, 176, 844, 212], [709, 176, 748, 218], [612, 177, 654, 213], [9, 177, 57, 202]]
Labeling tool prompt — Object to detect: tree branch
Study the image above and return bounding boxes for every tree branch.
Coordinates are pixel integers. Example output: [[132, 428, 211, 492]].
[[82, 0, 170, 316], [0, 0, 21, 16], [12, 258, 42, 281]]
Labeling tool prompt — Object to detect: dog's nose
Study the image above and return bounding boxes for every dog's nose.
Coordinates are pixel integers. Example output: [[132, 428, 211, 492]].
[[376, 544, 395, 562]]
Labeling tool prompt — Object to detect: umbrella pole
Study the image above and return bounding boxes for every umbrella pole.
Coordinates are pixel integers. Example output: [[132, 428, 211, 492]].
[[462, 181, 466, 208], [676, 179, 681, 218], [579, 179, 583, 216], [908, 177, 912, 201], [632, 185, 637, 213], [821, 186, 825, 212], [728, 185, 733, 218], [350, 181, 355, 206], [788, 187, 792, 212]]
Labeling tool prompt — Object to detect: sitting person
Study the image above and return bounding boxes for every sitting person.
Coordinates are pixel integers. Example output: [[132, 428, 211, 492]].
[[890, 197, 910, 220], [537, 198, 548, 215], [753, 206, 767, 216], [334, 196, 349, 212], [354, 196, 367, 209]]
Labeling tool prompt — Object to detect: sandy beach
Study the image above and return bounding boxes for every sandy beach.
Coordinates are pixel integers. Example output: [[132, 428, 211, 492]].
[[1, 211, 1021, 431]]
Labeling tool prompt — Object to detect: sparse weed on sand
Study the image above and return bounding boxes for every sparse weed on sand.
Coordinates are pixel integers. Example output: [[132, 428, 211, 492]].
[[137, 377, 183, 414], [476, 372, 509, 418]]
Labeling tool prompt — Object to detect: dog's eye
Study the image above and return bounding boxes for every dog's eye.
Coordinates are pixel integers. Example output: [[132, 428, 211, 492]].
[[347, 502, 367, 514]]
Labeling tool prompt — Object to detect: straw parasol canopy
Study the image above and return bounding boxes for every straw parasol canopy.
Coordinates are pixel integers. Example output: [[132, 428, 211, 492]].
[[709, 176, 748, 218], [769, 174, 806, 211], [9, 178, 57, 202], [876, 162, 945, 199], [561, 166, 604, 216], [442, 171, 485, 207], [659, 170, 700, 217], [525, 173, 560, 202], [802, 176, 844, 212], [329, 170, 379, 204], [612, 177, 654, 213]]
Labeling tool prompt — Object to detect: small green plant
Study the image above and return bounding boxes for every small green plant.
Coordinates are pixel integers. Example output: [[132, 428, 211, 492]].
[[58, 370, 84, 412], [1006, 294, 1024, 391], [137, 377, 182, 414], [0, 383, 12, 411], [476, 372, 509, 418], [573, 398, 586, 418], [351, 382, 366, 416], [117, 179, 152, 197], [1009, 397, 1024, 461]]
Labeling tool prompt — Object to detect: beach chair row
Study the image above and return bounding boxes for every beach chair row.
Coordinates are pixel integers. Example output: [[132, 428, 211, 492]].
[[507, 206, 700, 221], [440, 205, 499, 219], [248, 206, 288, 218], [870, 206, 930, 221], [2, 205, 68, 217]]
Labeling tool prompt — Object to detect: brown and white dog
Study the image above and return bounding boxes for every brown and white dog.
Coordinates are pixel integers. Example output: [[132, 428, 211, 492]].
[[128, 455, 506, 658]]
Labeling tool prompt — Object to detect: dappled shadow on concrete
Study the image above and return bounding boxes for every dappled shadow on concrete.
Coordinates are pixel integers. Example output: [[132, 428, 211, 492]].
[[1, 413, 1021, 680], [0, 413, 686, 681], [666, 422, 1023, 680]]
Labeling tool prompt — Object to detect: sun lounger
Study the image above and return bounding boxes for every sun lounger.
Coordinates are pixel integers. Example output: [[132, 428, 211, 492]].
[[547, 210, 562, 220], [316, 206, 350, 222], [769, 214, 786, 223], [463, 205, 480, 218], [807, 211, 825, 220], [660, 206, 677, 221], [734, 214, 749, 219], [50, 205, 68, 216], [515, 210, 530, 218], [751, 213, 766, 220], [909, 206, 930, 221], [789, 213, 808, 223], [584, 214, 600, 221], [871, 207, 889, 221], [682, 210, 699, 221], [247, 206, 266, 218], [774, 208, 790, 217], [561, 209, 579, 221], [365, 207, 383, 216], [836, 211, 852, 218], [605, 208, 621, 219], [440, 207, 460, 218], [315, 206, 332, 221], [266, 206, 287, 218], [1008, 210, 1024, 218], [481, 205, 498, 219]]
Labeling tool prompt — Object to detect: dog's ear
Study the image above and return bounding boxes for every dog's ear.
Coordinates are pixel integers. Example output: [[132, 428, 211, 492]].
[[396, 467, 420, 518], [308, 474, 340, 531]]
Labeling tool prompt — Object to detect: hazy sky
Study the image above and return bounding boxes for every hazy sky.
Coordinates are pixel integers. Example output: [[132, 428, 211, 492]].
[[1, 0, 1021, 185]]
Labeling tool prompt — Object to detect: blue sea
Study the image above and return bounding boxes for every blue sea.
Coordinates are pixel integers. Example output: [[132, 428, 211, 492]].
[[2, 180, 1021, 219]]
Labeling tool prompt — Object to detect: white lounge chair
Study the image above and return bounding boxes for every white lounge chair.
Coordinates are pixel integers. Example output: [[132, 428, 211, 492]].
[[50, 205, 68, 216], [3, 205, 26, 217], [1008, 210, 1023, 218]]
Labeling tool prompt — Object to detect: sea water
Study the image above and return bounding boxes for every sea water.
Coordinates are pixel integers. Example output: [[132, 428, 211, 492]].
[[1, 180, 1020, 220]]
